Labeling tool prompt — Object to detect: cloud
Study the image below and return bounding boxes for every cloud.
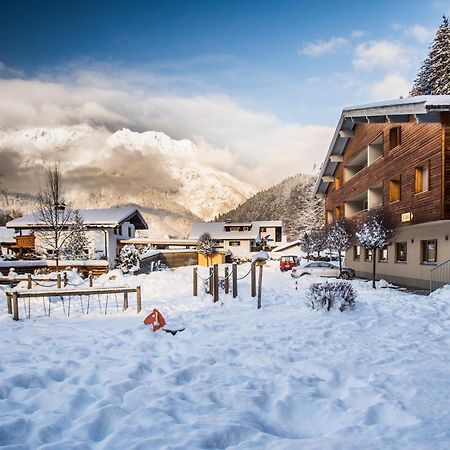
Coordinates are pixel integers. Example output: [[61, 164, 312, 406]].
[[353, 40, 412, 71], [406, 24, 434, 43], [0, 68, 333, 190], [299, 37, 349, 56], [366, 73, 411, 100], [351, 30, 367, 38]]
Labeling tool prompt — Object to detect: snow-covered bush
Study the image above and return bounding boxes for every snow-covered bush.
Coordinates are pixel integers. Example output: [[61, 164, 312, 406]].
[[305, 281, 356, 312], [117, 244, 140, 274]]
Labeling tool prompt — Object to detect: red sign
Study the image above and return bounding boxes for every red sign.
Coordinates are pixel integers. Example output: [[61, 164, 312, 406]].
[[144, 309, 166, 332]]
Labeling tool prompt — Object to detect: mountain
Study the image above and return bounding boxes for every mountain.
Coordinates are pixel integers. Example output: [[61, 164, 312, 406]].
[[217, 173, 324, 241], [0, 126, 255, 237]]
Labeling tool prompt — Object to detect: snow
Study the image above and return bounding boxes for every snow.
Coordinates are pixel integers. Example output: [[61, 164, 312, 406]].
[[1, 263, 450, 449]]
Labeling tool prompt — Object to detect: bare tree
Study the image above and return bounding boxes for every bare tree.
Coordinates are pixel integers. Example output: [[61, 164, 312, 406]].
[[356, 206, 397, 288], [35, 165, 76, 268], [197, 232, 216, 266], [325, 217, 355, 277]]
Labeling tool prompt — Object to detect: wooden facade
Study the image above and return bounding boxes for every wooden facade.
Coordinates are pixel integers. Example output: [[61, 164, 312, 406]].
[[324, 119, 446, 226]]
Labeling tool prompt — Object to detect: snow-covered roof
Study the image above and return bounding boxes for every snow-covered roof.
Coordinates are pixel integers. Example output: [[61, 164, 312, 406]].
[[6, 207, 148, 230], [313, 95, 450, 196], [272, 240, 301, 252], [0, 227, 15, 244], [189, 221, 283, 240]]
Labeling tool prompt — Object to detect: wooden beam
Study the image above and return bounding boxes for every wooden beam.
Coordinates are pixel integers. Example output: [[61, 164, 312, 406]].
[[322, 175, 335, 183], [367, 116, 386, 123], [8, 286, 139, 298], [329, 154, 344, 163], [339, 129, 354, 138]]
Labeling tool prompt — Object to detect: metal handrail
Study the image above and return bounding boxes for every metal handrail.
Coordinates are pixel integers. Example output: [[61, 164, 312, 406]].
[[430, 259, 450, 292]]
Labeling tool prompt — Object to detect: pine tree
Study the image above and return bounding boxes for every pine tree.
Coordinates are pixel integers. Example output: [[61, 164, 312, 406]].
[[118, 244, 140, 273], [410, 16, 450, 96], [63, 210, 90, 260]]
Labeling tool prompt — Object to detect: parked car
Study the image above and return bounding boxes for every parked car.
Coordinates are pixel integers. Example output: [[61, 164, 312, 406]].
[[279, 255, 300, 271], [291, 262, 355, 279]]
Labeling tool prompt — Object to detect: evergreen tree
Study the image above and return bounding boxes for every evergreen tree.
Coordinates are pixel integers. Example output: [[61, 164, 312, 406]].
[[63, 210, 90, 260], [410, 16, 450, 96], [118, 244, 140, 273]]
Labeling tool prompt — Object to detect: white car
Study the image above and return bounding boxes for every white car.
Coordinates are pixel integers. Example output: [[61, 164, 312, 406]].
[[291, 262, 355, 279]]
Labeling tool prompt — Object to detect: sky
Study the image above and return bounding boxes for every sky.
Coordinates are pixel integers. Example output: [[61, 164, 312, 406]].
[[0, 0, 449, 188]]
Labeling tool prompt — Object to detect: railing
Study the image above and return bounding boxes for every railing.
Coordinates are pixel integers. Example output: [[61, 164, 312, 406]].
[[430, 259, 450, 292]]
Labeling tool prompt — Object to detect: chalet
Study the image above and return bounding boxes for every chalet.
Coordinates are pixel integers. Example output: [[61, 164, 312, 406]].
[[313, 95, 450, 289], [189, 220, 285, 255], [6, 207, 148, 265]]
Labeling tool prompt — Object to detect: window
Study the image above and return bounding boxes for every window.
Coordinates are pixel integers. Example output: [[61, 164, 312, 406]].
[[421, 239, 437, 264], [243, 226, 249, 231], [229, 241, 241, 247], [415, 164, 429, 193], [334, 177, 342, 190], [379, 246, 388, 262], [326, 210, 333, 224], [390, 178, 401, 202], [389, 127, 401, 150], [260, 227, 266, 232], [396, 242, 407, 262], [353, 245, 361, 261], [365, 248, 373, 261], [335, 206, 342, 219], [128, 227, 132, 238]]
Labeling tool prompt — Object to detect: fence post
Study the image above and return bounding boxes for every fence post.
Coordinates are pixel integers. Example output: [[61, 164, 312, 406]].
[[213, 264, 219, 303], [207, 267, 213, 295], [89, 272, 93, 287], [232, 263, 238, 298], [251, 262, 256, 297], [12, 291, 19, 321], [27, 273, 32, 289], [57, 273, 61, 289], [63, 272, 68, 287], [257, 263, 264, 309], [6, 292, 12, 314], [123, 292, 129, 311], [224, 266, 229, 294], [136, 286, 142, 313], [193, 267, 198, 296]]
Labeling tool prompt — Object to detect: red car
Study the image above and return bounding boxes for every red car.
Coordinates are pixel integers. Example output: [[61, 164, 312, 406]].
[[279, 255, 300, 272]]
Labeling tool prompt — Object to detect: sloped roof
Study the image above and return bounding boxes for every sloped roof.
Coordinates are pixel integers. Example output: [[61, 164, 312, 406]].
[[189, 221, 282, 240], [0, 227, 15, 243], [313, 95, 450, 196], [6, 207, 148, 230]]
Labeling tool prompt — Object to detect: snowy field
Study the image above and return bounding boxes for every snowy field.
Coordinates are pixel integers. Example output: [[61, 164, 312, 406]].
[[1, 263, 450, 449]]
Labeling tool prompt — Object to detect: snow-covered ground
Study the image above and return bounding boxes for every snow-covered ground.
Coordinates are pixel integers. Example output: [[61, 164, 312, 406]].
[[1, 263, 450, 449]]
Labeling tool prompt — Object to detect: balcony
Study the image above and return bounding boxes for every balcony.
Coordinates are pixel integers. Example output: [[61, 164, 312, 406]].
[[344, 183, 383, 218]]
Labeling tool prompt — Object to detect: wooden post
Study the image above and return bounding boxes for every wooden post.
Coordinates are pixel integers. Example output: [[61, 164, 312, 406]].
[[12, 291, 19, 321], [257, 263, 264, 309], [136, 286, 142, 313], [89, 272, 93, 287], [63, 272, 68, 287], [213, 264, 219, 303], [251, 262, 256, 297], [224, 266, 229, 294], [193, 267, 198, 296], [6, 292, 12, 314], [57, 273, 61, 289], [232, 263, 237, 298], [27, 273, 32, 289], [123, 292, 129, 311]]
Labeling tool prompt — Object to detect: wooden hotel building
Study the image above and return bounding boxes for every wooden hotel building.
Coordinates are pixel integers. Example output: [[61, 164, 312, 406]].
[[313, 96, 450, 289]]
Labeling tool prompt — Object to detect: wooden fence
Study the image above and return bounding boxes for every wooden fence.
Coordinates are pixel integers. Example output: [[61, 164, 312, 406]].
[[193, 262, 265, 309], [5, 286, 142, 321]]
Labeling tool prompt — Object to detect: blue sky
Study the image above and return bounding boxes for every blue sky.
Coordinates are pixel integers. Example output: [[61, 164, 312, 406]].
[[0, 0, 449, 184]]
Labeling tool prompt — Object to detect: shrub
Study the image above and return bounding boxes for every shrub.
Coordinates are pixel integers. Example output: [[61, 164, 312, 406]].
[[305, 281, 356, 312]]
